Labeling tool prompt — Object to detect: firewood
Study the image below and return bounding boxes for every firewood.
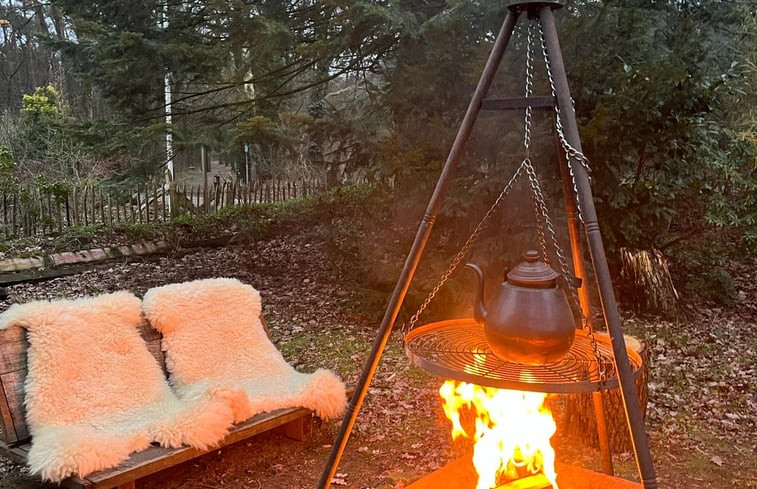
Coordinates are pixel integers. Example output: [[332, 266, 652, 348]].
[[495, 473, 552, 488]]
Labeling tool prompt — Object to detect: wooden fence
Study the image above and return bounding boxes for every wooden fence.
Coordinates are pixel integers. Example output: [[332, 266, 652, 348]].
[[0, 179, 327, 237]]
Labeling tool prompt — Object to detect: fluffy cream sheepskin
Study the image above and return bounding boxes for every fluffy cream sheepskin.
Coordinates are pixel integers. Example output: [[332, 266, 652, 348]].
[[142, 278, 347, 424], [0, 292, 234, 482]]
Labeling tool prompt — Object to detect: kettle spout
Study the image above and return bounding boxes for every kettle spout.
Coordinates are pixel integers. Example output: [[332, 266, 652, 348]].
[[465, 263, 487, 325]]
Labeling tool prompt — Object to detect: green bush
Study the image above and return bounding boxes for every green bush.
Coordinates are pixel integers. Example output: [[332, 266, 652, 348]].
[[686, 268, 737, 306]]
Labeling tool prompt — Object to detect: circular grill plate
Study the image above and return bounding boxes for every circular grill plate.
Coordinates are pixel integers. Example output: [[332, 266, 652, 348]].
[[404, 318, 642, 393]]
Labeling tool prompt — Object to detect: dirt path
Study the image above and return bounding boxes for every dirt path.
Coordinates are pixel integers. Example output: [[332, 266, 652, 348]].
[[0, 238, 754, 489]]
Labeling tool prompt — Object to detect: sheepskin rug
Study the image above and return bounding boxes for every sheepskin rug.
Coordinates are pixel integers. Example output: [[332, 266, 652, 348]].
[[0, 292, 234, 482], [142, 278, 347, 424]]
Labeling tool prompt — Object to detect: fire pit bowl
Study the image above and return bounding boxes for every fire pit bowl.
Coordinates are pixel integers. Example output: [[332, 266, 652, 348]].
[[406, 455, 642, 489]]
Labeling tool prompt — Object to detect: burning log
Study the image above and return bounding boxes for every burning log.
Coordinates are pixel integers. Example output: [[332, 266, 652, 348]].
[[495, 474, 551, 489]]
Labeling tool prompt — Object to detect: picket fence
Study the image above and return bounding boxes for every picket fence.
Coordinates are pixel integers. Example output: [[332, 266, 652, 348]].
[[1, 179, 327, 237]]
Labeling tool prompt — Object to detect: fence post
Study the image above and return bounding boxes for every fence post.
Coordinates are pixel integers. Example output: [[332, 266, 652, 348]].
[[11, 193, 16, 236], [44, 189, 50, 234], [46, 193, 53, 233], [108, 189, 118, 225], [162, 185, 168, 221], [91, 185, 96, 225], [145, 184, 151, 223], [152, 185, 159, 222], [213, 183, 219, 212], [82, 186, 89, 226], [99, 187, 105, 224], [136, 185, 143, 223], [203, 181, 208, 213], [72, 187, 77, 227], [107, 192, 113, 225], [65, 191, 71, 227], [130, 187, 136, 224], [2, 192, 7, 237]]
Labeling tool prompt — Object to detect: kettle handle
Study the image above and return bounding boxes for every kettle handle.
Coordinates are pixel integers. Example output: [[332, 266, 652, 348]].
[[465, 263, 488, 325]]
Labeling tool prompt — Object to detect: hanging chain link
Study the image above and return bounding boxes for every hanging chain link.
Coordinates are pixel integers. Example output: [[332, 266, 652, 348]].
[[403, 160, 527, 335], [537, 22, 606, 381]]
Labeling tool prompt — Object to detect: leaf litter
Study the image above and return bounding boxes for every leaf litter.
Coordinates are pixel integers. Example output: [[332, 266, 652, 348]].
[[0, 237, 753, 489]]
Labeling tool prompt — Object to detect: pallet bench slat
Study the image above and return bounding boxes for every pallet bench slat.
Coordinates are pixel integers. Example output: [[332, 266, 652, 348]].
[[77, 408, 313, 489], [0, 369, 28, 441]]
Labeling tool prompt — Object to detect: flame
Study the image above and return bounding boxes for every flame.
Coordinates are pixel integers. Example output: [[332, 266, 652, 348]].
[[463, 350, 487, 375], [439, 380, 559, 489]]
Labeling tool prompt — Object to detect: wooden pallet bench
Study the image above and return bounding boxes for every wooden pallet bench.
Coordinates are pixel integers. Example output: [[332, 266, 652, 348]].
[[0, 317, 331, 489]]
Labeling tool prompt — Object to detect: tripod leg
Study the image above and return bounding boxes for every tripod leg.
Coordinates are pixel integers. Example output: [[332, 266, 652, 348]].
[[539, 6, 659, 489], [316, 10, 521, 489], [557, 138, 615, 475]]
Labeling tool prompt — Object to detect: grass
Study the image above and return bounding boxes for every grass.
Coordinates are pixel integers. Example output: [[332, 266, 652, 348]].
[[275, 322, 372, 378]]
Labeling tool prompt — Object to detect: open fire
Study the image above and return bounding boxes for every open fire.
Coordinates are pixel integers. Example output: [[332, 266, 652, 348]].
[[439, 380, 559, 489]]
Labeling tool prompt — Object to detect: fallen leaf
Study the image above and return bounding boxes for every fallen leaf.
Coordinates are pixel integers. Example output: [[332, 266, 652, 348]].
[[332, 473, 348, 486]]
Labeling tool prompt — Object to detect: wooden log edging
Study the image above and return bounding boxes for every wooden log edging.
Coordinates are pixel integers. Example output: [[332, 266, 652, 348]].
[[0, 241, 170, 274]]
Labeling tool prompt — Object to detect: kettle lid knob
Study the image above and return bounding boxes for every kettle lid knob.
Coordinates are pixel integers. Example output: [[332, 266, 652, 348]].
[[523, 250, 541, 262]]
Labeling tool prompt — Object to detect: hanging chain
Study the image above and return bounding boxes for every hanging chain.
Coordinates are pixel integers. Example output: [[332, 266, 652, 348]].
[[403, 160, 527, 335], [523, 157, 605, 380], [537, 23, 591, 225], [523, 20, 535, 154], [524, 19, 550, 265], [537, 22, 606, 382], [522, 159, 573, 294]]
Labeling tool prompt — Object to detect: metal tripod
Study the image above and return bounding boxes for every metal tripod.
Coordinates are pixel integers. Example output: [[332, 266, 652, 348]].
[[317, 2, 659, 488]]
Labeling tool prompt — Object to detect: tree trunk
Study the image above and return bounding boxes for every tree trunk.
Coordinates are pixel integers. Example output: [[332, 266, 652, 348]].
[[561, 334, 649, 453]]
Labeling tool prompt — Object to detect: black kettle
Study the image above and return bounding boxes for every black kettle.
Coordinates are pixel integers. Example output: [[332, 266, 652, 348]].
[[467, 250, 576, 365]]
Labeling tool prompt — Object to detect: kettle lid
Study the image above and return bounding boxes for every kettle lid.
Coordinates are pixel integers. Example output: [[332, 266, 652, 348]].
[[506, 250, 559, 288]]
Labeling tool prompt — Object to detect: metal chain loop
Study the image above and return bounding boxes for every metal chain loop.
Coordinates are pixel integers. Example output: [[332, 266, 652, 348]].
[[537, 22, 606, 381], [403, 160, 528, 334]]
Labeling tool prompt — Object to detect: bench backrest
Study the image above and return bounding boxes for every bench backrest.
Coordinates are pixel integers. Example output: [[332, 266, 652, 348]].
[[0, 321, 166, 445]]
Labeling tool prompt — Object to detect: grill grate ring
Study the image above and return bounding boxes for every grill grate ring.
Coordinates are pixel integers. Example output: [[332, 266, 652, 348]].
[[404, 318, 642, 393]]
